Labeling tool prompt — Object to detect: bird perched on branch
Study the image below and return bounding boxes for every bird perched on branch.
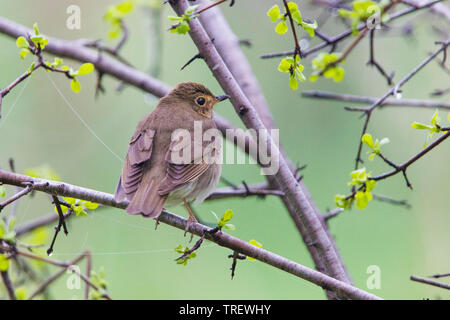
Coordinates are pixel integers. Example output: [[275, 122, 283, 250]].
[[115, 82, 229, 233]]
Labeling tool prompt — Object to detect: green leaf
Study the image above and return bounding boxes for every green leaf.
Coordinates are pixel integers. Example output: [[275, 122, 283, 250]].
[[54, 205, 68, 215], [338, 9, 352, 18], [0, 220, 5, 238], [411, 122, 432, 130], [247, 239, 263, 261], [335, 194, 352, 209], [289, 76, 298, 90], [278, 58, 291, 73], [63, 197, 76, 205], [355, 191, 369, 209], [15, 287, 27, 300], [275, 21, 288, 34], [0, 185, 5, 197], [267, 5, 281, 22], [77, 63, 94, 75], [362, 133, 374, 149], [333, 67, 345, 82], [309, 74, 319, 82], [83, 201, 99, 210], [70, 79, 81, 93], [40, 38, 49, 49], [25, 165, 60, 181], [116, 0, 134, 14], [249, 239, 262, 248], [33, 23, 40, 35], [348, 167, 371, 187], [291, 10, 302, 25], [218, 209, 234, 228], [19, 48, 30, 59], [30, 35, 43, 44], [430, 111, 440, 125], [16, 36, 29, 49], [366, 179, 376, 192], [51, 57, 63, 67], [168, 16, 181, 22], [222, 209, 233, 222], [27, 62, 36, 75], [74, 205, 87, 217], [301, 20, 318, 37], [173, 21, 190, 35], [174, 244, 184, 254], [224, 223, 235, 231], [4, 231, 16, 242], [0, 254, 10, 271], [185, 5, 199, 15], [108, 28, 120, 39], [8, 217, 16, 231], [311, 52, 345, 82], [287, 1, 299, 12]]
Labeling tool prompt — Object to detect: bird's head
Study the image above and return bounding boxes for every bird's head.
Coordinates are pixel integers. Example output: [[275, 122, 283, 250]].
[[167, 82, 229, 118]]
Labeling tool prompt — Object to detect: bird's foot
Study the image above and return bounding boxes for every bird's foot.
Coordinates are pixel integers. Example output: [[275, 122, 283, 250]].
[[184, 214, 198, 242]]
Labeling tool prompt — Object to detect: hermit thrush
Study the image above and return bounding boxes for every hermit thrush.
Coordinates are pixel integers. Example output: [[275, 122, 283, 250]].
[[114, 82, 228, 230]]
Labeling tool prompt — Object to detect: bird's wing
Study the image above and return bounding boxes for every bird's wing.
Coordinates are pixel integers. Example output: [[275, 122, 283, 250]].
[[158, 134, 219, 196], [114, 126, 155, 202]]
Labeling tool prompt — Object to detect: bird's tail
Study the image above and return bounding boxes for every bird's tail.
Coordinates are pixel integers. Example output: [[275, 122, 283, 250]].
[[126, 179, 166, 218]]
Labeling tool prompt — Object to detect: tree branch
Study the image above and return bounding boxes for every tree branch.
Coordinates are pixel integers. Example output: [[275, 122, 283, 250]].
[[0, 169, 381, 300], [353, 39, 450, 170], [1, 270, 16, 300], [302, 91, 450, 110], [0, 184, 32, 212], [371, 131, 450, 182], [171, 0, 354, 298]]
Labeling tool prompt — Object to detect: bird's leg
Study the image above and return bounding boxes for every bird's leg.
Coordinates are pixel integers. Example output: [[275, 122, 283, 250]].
[[183, 199, 198, 241]]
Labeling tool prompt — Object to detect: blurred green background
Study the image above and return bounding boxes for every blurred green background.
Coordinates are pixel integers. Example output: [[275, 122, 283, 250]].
[[0, 0, 449, 300]]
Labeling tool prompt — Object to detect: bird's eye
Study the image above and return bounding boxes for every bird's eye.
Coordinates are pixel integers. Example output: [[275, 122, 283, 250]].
[[196, 97, 206, 106]]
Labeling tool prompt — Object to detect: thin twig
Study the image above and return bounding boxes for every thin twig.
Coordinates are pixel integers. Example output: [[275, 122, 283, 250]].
[[371, 131, 450, 183], [196, 0, 228, 15], [180, 53, 203, 70], [0, 184, 32, 213], [47, 195, 69, 256], [302, 90, 450, 110], [430, 272, 450, 278], [1, 270, 16, 300], [282, 0, 302, 59], [15, 211, 72, 237], [372, 194, 411, 208], [324, 208, 344, 222], [410, 275, 450, 290], [228, 250, 246, 279], [84, 250, 92, 300], [206, 184, 284, 201], [367, 29, 394, 85]]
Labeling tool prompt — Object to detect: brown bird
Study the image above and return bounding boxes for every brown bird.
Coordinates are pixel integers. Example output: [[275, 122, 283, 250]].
[[114, 82, 228, 232]]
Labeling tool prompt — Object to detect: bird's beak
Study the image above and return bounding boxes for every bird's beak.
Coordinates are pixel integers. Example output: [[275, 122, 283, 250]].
[[215, 94, 229, 102]]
